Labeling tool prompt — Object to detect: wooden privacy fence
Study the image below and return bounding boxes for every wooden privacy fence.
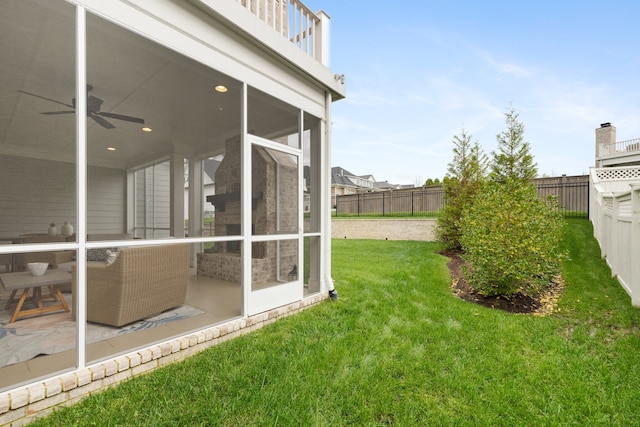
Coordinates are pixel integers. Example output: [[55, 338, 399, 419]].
[[335, 175, 589, 217], [536, 179, 589, 216], [335, 187, 445, 217]]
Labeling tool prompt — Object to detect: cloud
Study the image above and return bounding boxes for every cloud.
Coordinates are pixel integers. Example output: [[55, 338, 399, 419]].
[[328, 21, 640, 184], [341, 89, 399, 108], [475, 51, 533, 79]]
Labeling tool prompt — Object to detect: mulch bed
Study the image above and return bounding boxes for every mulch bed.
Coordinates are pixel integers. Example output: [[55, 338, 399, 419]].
[[445, 252, 564, 316]]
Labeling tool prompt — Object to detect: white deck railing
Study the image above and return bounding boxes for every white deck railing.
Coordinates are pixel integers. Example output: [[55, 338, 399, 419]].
[[590, 166, 640, 306], [239, 0, 329, 65], [598, 137, 640, 157], [615, 138, 640, 153]]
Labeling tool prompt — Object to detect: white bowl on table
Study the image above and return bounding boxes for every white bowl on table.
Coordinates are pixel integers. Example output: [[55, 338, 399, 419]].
[[27, 262, 49, 276]]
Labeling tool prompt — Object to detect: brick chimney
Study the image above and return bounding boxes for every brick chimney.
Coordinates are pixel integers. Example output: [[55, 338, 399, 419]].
[[595, 122, 616, 161]]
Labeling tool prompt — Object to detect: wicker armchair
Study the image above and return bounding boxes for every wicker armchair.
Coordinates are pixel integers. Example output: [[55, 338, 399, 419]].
[[72, 244, 189, 327]]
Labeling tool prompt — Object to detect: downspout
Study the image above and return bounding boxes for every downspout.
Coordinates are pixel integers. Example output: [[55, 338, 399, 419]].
[[328, 277, 337, 301], [325, 90, 337, 301]]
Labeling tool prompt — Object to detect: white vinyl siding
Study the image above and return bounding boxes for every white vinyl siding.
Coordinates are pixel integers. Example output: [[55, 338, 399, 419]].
[[87, 166, 127, 234], [134, 161, 171, 238], [0, 155, 126, 237]]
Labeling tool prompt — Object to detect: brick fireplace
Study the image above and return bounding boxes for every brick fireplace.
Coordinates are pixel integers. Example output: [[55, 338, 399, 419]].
[[197, 139, 298, 285]]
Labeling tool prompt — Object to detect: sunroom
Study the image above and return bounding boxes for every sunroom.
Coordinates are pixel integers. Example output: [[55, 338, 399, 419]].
[[0, 0, 344, 398]]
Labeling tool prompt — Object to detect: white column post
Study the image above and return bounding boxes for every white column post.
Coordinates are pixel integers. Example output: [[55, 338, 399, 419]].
[[316, 10, 330, 66], [75, 5, 88, 369], [189, 157, 204, 266], [321, 91, 332, 293], [241, 82, 250, 316], [170, 153, 186, 238]]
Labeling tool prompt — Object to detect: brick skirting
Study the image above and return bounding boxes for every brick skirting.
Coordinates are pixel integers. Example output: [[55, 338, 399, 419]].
[[0, 293, 328, 426]]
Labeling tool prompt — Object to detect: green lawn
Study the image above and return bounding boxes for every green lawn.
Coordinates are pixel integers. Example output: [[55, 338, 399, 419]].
[[32, 219, 640, 426]]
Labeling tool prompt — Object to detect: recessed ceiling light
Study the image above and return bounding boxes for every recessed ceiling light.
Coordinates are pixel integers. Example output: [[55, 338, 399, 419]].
[[142, 127, 152, 132], [214, 85, 228, 93], [107, 146, 116, 151]]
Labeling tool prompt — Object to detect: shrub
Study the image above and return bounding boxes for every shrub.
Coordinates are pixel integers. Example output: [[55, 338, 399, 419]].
[[459, 180, 565, 297], [437, 178, 482, 252], [490, 106, 537, 184], [436, 129, 487, 252]]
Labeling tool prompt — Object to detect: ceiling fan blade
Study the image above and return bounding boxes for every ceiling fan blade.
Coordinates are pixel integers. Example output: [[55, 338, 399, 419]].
[[98, 112, 145, 124], [18, 90, 74, 109], [41, 111, 74, 115], [21, 86, 143, 129], [90, 113, 115, 129]]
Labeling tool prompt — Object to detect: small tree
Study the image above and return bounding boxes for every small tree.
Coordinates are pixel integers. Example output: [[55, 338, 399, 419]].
[[424, 178, 434, 187], [460, 106, 565, 297], [436, 128, 487, 252], [460, 181, 564, 297], [490, 106, 537, 184]]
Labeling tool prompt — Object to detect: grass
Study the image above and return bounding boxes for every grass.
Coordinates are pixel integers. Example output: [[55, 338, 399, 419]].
[[32, 219, 640, 426]]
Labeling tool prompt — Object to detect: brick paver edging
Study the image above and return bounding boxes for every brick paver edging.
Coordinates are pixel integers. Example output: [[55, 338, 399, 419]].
[[0, 292, 328, 426]]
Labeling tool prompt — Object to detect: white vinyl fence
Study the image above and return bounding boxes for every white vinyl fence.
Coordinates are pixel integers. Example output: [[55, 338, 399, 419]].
[[590, 166, 640, 306]]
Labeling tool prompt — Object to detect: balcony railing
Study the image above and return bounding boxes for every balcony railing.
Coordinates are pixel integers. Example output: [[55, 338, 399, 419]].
[[615, 138, 640, 153], [239, 0, 329, 65]]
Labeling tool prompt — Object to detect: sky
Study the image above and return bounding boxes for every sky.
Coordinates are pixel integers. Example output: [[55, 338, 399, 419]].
[[303, 0, 640, 186]]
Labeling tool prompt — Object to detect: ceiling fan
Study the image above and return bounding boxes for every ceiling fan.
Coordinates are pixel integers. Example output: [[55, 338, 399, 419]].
[[18, 84, 145, 129]]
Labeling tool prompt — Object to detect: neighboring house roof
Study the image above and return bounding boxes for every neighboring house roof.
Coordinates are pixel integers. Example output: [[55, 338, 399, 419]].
[[203, 158, 221, 186], [184, 158, 220, 188], [373, 181, 402, 190], [332, 166, 407, 191], [331, 167, 360, 187]]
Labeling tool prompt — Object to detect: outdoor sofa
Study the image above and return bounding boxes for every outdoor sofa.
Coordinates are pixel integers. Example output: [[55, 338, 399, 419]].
[[72, 243, 190, 327]]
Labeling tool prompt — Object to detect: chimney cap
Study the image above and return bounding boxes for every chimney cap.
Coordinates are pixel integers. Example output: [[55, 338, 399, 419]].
[[600, 122, 612, 128]]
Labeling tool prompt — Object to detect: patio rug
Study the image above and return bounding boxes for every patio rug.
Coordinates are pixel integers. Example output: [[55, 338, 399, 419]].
[[0, 292, 203, 368]]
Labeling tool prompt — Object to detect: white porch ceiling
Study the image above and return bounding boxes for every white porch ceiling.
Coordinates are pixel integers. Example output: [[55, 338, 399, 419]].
[[0, 0, 294, 170]]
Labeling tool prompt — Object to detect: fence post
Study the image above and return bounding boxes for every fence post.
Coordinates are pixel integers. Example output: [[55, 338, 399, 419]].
[[411, 191, 414, 216], [631, 185, 640, 306], [357, 193, 361, 217], [382, 192, 385, 217], [561, 174, 567, 213], [587, 181, 590, 219]]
